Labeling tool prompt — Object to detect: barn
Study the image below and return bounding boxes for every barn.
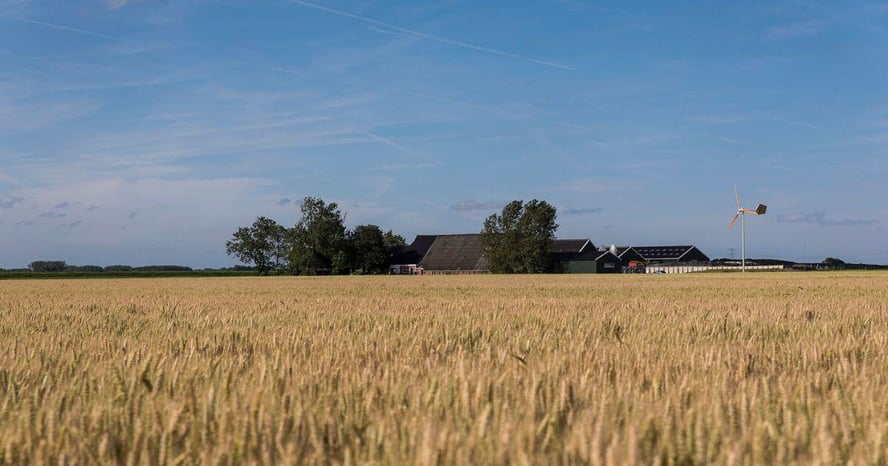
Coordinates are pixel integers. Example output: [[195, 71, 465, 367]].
[[418, 234, 487, 274], [549, 239, 619, 273], [608, 246, 646, 270], [630, 245, 710, 264], [559, 249, 622, 273], [388, 235, 437, 274]]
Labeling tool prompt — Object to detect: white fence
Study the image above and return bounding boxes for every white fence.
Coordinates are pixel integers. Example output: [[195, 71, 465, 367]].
[[645, 264, 784, 274]]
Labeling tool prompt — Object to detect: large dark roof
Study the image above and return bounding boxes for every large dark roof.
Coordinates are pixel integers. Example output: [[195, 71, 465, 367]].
[[388, 235, 438, 265], [590, 250, 619, 260], [631, 246, 709, 261], [419, 234, 487, 271], [550, 239, 593, 254], [410, 235, 438, 257]]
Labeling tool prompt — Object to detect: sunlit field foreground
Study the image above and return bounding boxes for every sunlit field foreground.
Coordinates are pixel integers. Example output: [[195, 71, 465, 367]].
[[2, 273, 887, 465]]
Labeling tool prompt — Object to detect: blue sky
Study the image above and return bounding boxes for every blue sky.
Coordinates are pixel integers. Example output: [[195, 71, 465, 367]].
[[1, 0, 886, 268]]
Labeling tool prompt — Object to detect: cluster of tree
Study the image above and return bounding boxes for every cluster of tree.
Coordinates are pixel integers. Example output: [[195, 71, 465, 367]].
[[480, 200, 559, 273], [105, 265, 194, 272], [26, 261, 194, 272], [226, 197, 406, 275], [821, 257, 846, 268], [28, 261, 68, 272]]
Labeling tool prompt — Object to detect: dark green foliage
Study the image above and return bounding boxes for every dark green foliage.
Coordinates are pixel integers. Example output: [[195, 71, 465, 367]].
[[821, 257, 846, 270], [286, 197, 349, 275], [383, 230, 407, 248], [481, 199, 558, 274], [65, 265, 104, 272], [226, 216, 287, 275], [104, 265, 134, 272], [132, 265, 194, 272], [225, 196, 408, 275], [29, 261, 67, 272], [349, 225, 388, 274]]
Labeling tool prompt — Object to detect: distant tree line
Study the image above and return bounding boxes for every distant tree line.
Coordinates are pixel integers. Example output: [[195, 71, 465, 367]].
[[226, 197, 406, 275], [24, 261, 197, 273]]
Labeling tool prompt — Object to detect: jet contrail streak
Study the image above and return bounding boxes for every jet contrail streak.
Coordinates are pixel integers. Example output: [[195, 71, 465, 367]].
[[0, 15, 122, 41], [289, 0, 575, 71]]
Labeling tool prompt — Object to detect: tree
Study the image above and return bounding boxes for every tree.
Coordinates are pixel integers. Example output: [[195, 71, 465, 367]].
[[226, 216, 287, 274], [349, 224, 388, 274], [383, 229, 407, 248], [104, 265, 133, 272], [481, 199, 558, 274], [287, 197, 348, 275], [29, 261, 66, 272], [822, 257, 846, 270]]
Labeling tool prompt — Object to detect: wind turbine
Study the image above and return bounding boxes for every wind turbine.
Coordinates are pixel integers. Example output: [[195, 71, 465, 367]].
[[728, 187, 767, 272]]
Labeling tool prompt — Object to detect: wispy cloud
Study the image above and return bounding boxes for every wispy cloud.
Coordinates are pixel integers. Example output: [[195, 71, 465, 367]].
[[767, 20, 823, 40], [63, 220, 83, 228], [450, 200, 503, 212], [0, 98, 101, 133], [399, 90, 607, 143], [711, 135, 752, 146], [0, 169, 19, 185], [0, 0, 31, 16], [561, 207, 603, 215], [777, 212, 877, 227], [106, 0, 144, 10], [37, 211, 66, 218], [289, 0, 575, 71], [277, 198, 292, 206], [688, 115, 748, 125], [365, 132, 410, 152], [0, 15, 122, 41], [545, 176, 622, 194], [0, 195, 24, 209], [764, 114, 831, 131]]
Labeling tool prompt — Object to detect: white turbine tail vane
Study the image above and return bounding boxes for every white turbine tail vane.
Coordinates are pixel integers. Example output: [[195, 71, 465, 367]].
[[727, 186, 768, 272]]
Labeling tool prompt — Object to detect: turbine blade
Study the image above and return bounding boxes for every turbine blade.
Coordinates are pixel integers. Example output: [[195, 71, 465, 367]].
[[734, 186, 740, 209], [728, 212, 739, 230]]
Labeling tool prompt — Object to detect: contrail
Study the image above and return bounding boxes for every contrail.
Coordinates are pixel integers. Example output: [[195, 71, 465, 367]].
[[0, 16, 122, 41], [289, 0, 575, 71], [365, 132, 409, 151]]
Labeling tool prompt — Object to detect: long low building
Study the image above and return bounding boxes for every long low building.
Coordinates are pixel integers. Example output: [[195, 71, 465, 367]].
[[550, 239, 621, 273], [419, 234, 487, 274], [606, 245, 710, 271], [389, 235, 629, 274]]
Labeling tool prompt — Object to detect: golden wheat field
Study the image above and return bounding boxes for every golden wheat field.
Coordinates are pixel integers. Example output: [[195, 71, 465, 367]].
[[1, 272, 887, 465]]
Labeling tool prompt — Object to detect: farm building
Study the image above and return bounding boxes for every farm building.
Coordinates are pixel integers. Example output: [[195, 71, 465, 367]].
[[607, 246, 646, 269], [418, 234, 487, 274], [550, 239, 595, 255], [387, 235, 437, 274], [602, 245, 710, 271], [559, 250, 622, 273], [388, 235, 707, 275], [628, 245, 710, 264], [550, 239, 620, 273]]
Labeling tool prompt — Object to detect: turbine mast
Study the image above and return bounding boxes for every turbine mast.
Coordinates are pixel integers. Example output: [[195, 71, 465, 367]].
[[728, 187, 767, 273]]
